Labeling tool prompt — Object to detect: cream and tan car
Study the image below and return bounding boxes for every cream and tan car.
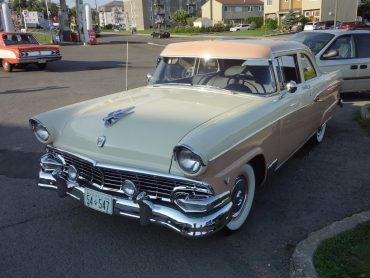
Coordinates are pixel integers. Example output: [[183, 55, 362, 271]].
[[30, 40, 341, 237]]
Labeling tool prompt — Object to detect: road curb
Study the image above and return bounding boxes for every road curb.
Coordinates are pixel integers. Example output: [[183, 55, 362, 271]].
[[290, 210, 370, 278]]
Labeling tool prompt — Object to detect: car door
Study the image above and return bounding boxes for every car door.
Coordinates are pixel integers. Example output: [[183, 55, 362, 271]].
[[316, 34, 360, 92], [273, 54, 315, 165], [353, 33, 370, 92]]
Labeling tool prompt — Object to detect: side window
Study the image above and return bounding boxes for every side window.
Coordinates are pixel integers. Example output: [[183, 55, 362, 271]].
[[300, 53, 317, 81], [325, 35, 356, 59], [354, 34, 370, 58], [275, 55, 301, 88]]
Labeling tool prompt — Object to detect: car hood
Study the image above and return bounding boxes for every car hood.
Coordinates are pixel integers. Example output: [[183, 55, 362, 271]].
[[39, 86, 255, 173]]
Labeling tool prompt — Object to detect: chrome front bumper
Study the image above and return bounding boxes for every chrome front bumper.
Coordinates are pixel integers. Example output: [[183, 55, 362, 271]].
[[38, 169, 233, 237]]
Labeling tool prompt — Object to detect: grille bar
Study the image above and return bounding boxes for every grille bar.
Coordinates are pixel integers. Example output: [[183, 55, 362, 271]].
[[48, 148, 211, 200]]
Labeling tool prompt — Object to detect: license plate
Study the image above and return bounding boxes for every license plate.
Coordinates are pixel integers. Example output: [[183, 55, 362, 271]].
[[84, 188, 113, 215], [38, 59, 46, 63]]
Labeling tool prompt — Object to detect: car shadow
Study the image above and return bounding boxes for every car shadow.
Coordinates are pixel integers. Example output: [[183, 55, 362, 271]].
[[0, 85, 69, 95]]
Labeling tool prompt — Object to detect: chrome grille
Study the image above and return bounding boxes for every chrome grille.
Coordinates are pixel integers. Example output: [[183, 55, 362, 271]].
[[48, 148, 211, 200]]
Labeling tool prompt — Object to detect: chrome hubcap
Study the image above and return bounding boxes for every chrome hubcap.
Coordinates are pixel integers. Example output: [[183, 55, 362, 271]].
[[231, 177, 248, 218]]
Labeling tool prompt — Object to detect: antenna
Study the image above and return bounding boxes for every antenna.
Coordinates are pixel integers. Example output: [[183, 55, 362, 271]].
[[125, 40, 128, 91]]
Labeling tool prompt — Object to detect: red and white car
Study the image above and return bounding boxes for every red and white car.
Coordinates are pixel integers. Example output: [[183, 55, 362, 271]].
[[0, 32, 62, 72]]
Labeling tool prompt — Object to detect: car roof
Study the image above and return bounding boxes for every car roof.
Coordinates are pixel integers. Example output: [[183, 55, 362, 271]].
[[161, 39, 307, 59]]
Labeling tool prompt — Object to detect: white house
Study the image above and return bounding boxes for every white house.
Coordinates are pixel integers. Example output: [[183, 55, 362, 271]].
[[193, 17, 213, 27]]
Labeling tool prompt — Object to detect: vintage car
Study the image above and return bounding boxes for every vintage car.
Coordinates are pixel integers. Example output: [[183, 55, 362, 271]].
[[0, 32, 61, 72], [30, 40, 341, 237]]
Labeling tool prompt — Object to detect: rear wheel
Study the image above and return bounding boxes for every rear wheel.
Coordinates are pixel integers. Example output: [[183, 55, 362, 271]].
[[225, 164, 255, 232], [311, 123, 326, 144], [2, 60, 13, 72]]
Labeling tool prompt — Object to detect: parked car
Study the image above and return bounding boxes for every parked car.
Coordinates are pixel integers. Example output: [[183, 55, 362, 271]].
[[151, 29, 170, 39], [337, 21, 370, 30], [0, 32, 61, 72], [230, 24, 252, 32], [304, 22, 319, 31], [30, 40, 341, 237], [289, 30, 370, 93]]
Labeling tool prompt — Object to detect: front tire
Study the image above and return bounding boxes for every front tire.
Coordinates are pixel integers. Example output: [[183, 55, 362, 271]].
[[2, 60, 13, 72], [225, 164, 256, 232]]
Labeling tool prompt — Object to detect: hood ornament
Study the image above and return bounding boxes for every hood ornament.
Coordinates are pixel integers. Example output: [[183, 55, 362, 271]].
[[97, 136, 106, 148], [103, 106, 135, 128]]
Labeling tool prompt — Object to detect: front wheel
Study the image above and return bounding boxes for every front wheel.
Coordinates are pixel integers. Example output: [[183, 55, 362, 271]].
[[2, 60, 13, 72], [225, 164, 255, 232]]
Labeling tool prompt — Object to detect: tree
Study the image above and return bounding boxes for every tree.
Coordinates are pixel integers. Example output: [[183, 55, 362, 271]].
[[358, 0, 370, 20], [171, 9, 189, 26], [282, 10, 298, 31]]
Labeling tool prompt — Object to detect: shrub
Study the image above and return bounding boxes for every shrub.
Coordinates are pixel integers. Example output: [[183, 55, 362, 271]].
[[245, 16, 263, 28], [265, 18, 278, 30]]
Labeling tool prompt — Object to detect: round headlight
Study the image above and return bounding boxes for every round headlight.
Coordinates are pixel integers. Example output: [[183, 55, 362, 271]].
[[30, 120, 50, 143], [175, 147, 204, 175]]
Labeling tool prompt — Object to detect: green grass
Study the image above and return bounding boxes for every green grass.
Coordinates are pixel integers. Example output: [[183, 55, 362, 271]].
[[353, 108, 370, 133], [314, 221, 370, 278], [32, 32, 52, 44]]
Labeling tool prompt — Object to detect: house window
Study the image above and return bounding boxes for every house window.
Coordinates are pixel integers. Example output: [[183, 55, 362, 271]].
[[234, 6, 242, 12], [305, 11, 311, 17], [267, 0, 272, 5], [314, 10, 320, 17], [259, 6, 263, 12], [224, 6, 228, 11]]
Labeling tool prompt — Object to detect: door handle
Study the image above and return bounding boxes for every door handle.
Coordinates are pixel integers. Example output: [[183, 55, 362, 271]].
[[360, 65, 368, 69], [350, 65, 358, 70], [302, 84, 311, 90]]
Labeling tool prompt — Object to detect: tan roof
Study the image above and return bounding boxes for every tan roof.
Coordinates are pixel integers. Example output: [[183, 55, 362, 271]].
[[215, 0, 263, 5], [160, 40, 306, 59]]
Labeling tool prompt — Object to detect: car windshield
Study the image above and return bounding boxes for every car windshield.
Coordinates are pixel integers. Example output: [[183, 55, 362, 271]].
[[3, 34, 38, 45], [149, 57, 276, 95], [289, 32, 335, 55]]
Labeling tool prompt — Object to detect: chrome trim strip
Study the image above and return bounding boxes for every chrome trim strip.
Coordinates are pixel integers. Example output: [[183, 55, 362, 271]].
[[38, 183, 57, 189], [267, 159, 278, 169], [209, 96, 317, 161], [66, 192, 80, 201]]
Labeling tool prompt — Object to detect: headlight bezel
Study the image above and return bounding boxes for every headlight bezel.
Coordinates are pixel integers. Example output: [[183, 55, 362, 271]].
[[29, 119, 51, 143], [174, 145, 206, 175]]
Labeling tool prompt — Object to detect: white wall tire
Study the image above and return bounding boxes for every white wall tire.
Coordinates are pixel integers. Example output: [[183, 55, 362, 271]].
[[311, 123, 326, 144], [2, 60, 13, 72], [225, 164, 255, 231]]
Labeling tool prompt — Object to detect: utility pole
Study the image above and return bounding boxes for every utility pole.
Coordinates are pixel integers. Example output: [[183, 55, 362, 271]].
[[333, 0, 338, 28]]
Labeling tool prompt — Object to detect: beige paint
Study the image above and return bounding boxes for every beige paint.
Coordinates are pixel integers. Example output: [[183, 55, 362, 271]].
[[32, 41, 341, 195], [302, 0, 357, 22], [201, 0, 224, 25]]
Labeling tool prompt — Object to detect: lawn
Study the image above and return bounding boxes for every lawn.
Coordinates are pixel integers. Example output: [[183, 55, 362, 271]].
[[314, 220, 370, 277], [33, 32, 53, 44]]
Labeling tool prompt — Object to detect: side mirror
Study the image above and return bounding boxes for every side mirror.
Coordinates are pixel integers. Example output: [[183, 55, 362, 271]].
[[287, 81, 297, 93], [146, 73, 152, 84], [322, 49, 338, 59]]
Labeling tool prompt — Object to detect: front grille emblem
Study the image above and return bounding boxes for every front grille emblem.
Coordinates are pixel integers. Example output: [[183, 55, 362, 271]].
[[97, 136, 106, 148]]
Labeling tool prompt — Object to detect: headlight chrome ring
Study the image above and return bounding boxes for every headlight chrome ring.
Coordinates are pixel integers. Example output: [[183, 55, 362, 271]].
[[30, 119, 51, 143], [174, 146, 205, 175]]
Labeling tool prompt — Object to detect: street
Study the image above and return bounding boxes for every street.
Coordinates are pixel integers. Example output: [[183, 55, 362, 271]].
[[0, 33, 369, 278]]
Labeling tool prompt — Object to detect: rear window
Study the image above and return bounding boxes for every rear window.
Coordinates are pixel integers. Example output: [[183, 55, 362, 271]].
[[354, 34, 370, 58], [289, 32, 335, 55]]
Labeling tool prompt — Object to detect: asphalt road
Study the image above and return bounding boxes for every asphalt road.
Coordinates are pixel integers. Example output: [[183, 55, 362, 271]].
[[0, 34, 369, 278]]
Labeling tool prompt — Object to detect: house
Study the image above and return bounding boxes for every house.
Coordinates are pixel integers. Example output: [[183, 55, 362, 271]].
[[264, 0, 358, 25], [201, 0, 264, 26], [123, 0, 207, 31], [99, 1, 125, 27], [193, 17, 213, 27]]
